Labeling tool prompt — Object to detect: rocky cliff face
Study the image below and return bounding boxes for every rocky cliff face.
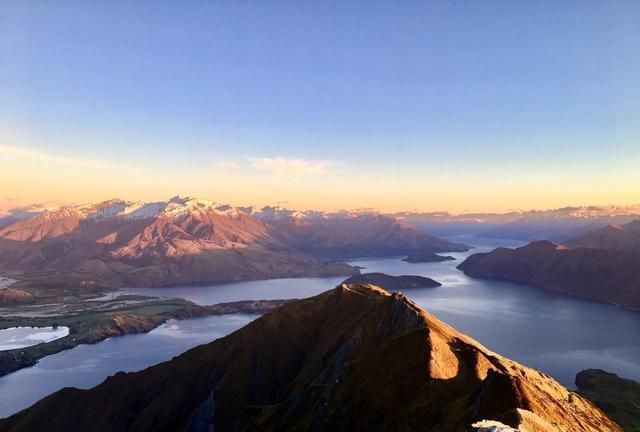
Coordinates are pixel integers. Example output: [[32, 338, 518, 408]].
[[457, 240, 640, 310], [0, 284, 620, 432]]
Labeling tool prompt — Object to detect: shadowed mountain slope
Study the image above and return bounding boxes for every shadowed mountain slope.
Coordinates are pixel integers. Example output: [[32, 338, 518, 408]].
[[266, 214, 468, 258], [576, 369, 640, 432], [458, 240, 640, 310], [568, 220, 640, 252]]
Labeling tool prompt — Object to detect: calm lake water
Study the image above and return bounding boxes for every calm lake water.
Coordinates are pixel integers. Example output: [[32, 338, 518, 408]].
[[1, 236, 640, 418], [0, 314, 257, 418]]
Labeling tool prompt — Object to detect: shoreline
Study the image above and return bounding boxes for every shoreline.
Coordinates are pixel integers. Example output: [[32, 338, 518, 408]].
[[0, 297, 290, 378], [457, 271, 640, 314]]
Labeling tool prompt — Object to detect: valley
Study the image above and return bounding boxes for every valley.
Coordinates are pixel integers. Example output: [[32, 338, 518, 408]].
[[1, 237, 639, 421], [4, 3, 639, 429], [1, 201, 640, 429]]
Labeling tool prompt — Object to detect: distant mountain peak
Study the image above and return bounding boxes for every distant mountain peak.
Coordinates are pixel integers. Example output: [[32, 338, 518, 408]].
[[567, 218, 640, 252]]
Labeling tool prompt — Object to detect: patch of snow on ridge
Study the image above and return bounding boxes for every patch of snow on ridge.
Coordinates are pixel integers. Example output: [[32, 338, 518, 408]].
[[251, 205, 295, 221], [161, 197, 235, 220], [77, 199, 168, 220], [251, 206, 371, 222], [40, 207, 84, 220], [29, 197, 251, 223], [0, 277, 17, 289], [10, 197, 397, 227], [85, 199, 129, 219], [122, 201, 167, 219], [471, 420, 519, 431]]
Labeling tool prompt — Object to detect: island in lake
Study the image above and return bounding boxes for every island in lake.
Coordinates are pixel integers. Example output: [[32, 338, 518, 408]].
[[342, 272, 441, 289], [402, 252, 456, 263]]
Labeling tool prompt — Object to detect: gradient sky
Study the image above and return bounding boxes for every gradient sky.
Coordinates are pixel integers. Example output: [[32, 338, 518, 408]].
[[1, 1, 639, 213]]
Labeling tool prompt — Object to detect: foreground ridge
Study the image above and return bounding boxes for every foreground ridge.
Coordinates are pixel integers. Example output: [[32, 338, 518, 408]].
[[0, 284, 621, 432]]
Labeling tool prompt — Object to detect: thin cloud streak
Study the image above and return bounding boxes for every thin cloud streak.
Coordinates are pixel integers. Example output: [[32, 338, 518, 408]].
[[248, 157, 331, 175], [0, 145, 109, 169], [215, 161, 241, 171]]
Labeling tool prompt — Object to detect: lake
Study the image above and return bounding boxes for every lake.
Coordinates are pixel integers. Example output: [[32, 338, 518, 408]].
[[1, 237, 639, 418], [0, 314, 257, 418]]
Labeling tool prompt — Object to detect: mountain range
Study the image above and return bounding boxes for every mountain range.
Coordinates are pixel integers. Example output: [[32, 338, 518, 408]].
[[0, 283, 620, 432], [392, 205, 640, 239], [457, 240, 640, 310], [568, 220, 640, 252], [6, 202, 640, 240], [0, 197, 466, 302]]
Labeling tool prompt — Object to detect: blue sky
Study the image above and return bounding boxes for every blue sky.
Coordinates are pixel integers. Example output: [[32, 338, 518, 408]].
[[1, 1, 639, 212]]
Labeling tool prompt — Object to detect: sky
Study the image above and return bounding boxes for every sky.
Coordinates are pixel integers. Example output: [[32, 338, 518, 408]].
[[1, 0, 639, 214]]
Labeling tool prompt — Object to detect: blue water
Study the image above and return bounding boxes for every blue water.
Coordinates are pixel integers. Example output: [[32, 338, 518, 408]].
[[1, 236, 639, 418], [0, 314, 258, 418]]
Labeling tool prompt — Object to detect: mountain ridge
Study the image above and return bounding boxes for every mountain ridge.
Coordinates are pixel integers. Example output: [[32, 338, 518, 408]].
[[568, 219, 640, 252], [457, 240, 640, 310], [0, 197, 466, 302], [0, 283, 621, 432]]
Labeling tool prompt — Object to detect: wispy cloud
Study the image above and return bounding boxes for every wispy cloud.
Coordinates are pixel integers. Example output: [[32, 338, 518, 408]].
[[215, 161, 241, 171], [0, 201, 51, 217], [249, 157, 331, 175], [0, 145, 109, 168]]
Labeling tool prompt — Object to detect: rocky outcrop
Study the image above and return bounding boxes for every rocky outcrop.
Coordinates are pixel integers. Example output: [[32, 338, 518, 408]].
[[457, 240, 640, 310], [0, 288, 33, 306], [0, 284, 621, 431]]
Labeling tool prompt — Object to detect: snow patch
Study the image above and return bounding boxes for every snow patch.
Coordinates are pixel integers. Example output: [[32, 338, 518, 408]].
[[0, 276, 18, 289], [122, 201, 167, 219], [0, 277, 17, 289], [471, 420, 519, 431]]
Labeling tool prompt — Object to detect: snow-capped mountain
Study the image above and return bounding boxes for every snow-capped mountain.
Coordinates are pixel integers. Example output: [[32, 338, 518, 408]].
[[249, 205, 362, 222], [0, 197, 256, 242], [0, 197, 467, 294], [38, 196, 246, 222], [391, 205, 640, 239]]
